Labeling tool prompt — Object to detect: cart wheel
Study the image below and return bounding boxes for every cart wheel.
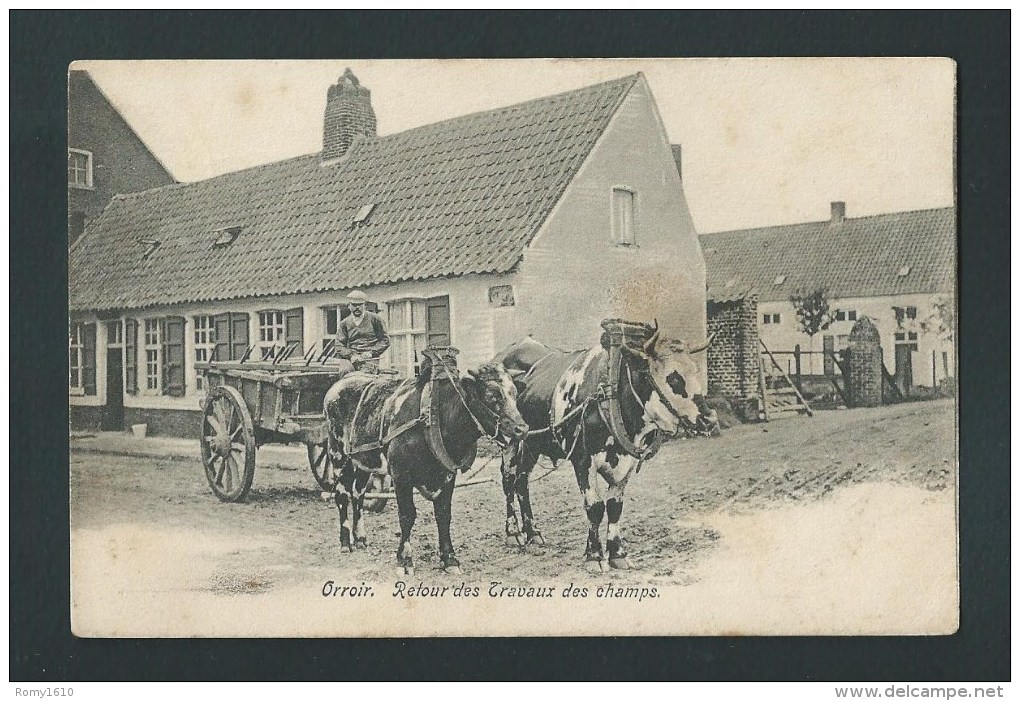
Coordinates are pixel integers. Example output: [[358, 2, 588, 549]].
[[201, 385, 256, 502], [307, 441, 334, 490], [364, 473, 392, 513]]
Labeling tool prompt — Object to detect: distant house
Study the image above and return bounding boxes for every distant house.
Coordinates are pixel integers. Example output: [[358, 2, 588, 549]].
[[702, 202, 956, 392], [67, 69, 175, 244], [68, 70, 706, 435]]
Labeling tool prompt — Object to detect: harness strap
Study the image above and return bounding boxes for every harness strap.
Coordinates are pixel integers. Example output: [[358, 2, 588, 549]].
[[598, 344, 662, 460], [421, 368, 478, 475]]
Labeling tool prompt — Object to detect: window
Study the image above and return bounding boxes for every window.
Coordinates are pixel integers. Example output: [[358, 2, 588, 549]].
[[834, 309, 856, 322], [144, 319, 161, 393], [611, 188, 635, 246], [907, 331, 918, 341], [213, 226, 242, 247], [834, 310, 845, 322], [322, 301, 379, 350], [106, 320, 123, 346], [906, 306, 917, 320], [848, 310, 857, 321], [353, 203, 376, 224], [69, 322, 97, 396], [194, 315, 216, 388], [894, 332, 906, 341], [258, 310, 285, 360], [69, 324, 84, 392], [763, 313, 781, 325], [386, 296, 449, 377], [68, 149, 93, 188]]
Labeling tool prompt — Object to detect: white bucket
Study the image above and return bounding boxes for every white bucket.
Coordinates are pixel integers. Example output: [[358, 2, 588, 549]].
[[130, 423, 148, 439]]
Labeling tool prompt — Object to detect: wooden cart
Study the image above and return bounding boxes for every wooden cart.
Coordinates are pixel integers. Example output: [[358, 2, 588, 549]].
[[197, 353, 353, 502]]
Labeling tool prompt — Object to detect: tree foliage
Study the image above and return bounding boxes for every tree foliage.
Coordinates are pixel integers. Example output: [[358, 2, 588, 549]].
[[921, 295, 956, 341], [790, 289, 838, 338]]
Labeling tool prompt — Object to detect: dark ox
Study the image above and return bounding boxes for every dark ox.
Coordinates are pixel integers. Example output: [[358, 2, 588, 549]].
[[494, 320, 717, 571], [323, 349, 527, 575]]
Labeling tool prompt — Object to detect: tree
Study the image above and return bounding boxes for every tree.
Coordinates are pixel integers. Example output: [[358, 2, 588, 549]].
[[790, 289, 839, 374], [920, 295, 955, 342]]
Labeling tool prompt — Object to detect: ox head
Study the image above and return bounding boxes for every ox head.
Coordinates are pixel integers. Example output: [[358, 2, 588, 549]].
[[622, 321, 718, 437], [462, 363, 529, 446]]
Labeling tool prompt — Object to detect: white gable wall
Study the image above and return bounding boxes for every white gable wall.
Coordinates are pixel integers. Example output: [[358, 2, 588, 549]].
[[498, 77, 708, 381]]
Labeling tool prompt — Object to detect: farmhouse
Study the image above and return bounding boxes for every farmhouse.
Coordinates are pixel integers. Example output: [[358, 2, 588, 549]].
[[701, 202, 956, 396], [68, 69, 175, 245], [69, 70, 707, 435]]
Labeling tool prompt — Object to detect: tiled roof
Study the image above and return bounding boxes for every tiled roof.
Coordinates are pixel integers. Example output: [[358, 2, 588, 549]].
[[701, 207, 956, 303], [69, 74, 640, 312]]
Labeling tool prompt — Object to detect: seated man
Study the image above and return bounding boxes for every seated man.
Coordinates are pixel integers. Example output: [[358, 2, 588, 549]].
[[335, 290, 390, 372]]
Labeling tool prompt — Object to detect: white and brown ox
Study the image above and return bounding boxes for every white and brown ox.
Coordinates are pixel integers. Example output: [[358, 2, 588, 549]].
[[324, 347, 528, 575], [494, 319, 717, 571]]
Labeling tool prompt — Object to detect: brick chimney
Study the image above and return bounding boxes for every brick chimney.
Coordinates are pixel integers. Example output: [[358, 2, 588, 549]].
[[322, 68, 377, 161], [830, 201, 846, 224], [671, 143, 683, 181]]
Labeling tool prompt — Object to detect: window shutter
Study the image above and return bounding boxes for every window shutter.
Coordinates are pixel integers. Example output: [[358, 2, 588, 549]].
[[285, 307, 304, 357], [426, 296, 451, 347], [230, 312, 249, 361], [124, 319, 138, 394], [213, 313, 231, 362], [161, 316, 186, 397], [82, 323, 97, 395]]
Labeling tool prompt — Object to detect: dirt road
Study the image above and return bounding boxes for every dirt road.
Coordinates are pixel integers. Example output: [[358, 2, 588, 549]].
[[70, 399, 958, 637]]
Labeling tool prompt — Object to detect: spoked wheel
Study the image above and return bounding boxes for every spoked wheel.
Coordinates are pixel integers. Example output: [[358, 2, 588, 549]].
[[307, 440, 334, 491], [201, 385, 256, 502]]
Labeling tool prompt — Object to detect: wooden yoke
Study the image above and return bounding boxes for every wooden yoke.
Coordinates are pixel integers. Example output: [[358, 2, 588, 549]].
[[420, 347, 478, 475], [598, 319, 663, 460]]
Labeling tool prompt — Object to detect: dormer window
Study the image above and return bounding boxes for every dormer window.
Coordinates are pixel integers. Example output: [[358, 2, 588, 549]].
[[897, 265, 912, 277], [68, 149, 93, 189], [353, 203, 376, 225], [213, 226, 242, 247], [139, 238, 161, 260], [773, 274, 787, 286]]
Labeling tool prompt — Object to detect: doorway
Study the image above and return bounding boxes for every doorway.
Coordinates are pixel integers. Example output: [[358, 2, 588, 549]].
[[894, 343, 916, 398], [103, 348, 124, 431]]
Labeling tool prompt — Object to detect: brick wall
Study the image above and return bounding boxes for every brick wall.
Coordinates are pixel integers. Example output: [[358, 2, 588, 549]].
[[124, 407, 202, 438], [322, 69, 377, 160], [707, 295, 760, 415], [844, 316, 884, 407]]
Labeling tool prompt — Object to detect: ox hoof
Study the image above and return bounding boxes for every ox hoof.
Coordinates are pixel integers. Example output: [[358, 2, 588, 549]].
[[609, 556, 632, 570], [354, 538, 368, 550], [396, 565, 415, 577], [506, 534, 525, 548], [444, 565, 463, 576], [341, 544, 354, 554], [527, 533, 546, 546], [585, 559, 607, 574]]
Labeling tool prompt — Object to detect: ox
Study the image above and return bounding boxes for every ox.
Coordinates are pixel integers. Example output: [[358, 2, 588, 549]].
[[324, 347, 528, 575], [494, 319, 717, 571]]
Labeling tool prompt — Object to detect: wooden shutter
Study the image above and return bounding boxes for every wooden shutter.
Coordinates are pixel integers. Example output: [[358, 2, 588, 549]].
[[161, 316, 186, 397], [426, 296, 451, 347], [124, 318, 138, 394], [823, 335, 835, 376], [82, 323, 97, 396], [213, 312, 231, 361], [230, 312, 249, 361], [285, 307, 304, 357]]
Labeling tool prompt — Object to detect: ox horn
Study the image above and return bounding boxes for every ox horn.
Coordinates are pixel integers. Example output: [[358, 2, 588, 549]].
[[687, 331, 717, 354], [643, 319, 661, 355]]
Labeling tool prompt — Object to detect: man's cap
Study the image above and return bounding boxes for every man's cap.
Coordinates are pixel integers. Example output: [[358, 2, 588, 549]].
[[347, 290, 368, 303]]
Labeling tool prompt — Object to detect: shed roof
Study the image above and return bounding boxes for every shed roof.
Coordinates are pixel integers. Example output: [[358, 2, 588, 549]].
[[701, 206, 956, 303], [69, 74, 640, 312]]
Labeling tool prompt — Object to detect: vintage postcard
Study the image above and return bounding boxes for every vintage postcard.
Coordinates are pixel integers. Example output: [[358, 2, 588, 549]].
[[68, 58, 957, 637]]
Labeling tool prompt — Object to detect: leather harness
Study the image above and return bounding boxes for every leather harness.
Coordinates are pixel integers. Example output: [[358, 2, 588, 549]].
[[344, 348, 491, 476]]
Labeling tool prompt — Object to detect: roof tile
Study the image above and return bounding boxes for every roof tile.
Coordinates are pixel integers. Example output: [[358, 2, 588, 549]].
[[70, 74, 639, 312]]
